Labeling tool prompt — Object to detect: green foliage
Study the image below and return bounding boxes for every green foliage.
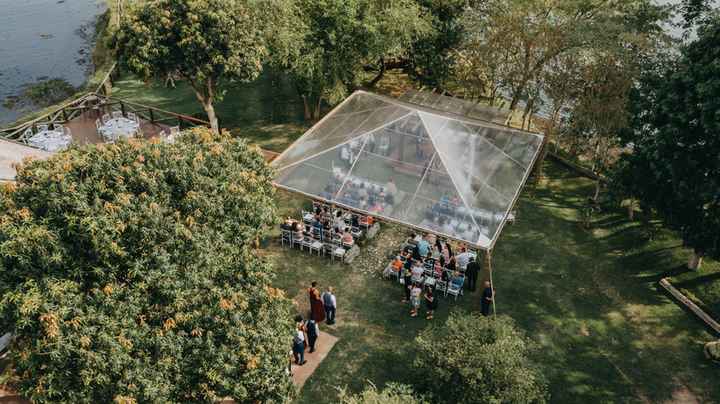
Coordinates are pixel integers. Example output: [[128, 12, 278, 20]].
[[113, 0, 271, 132], [282, 0, 431, 119], [414, 312, 547, 404], [0, 129, 294, 403], [338, 383, 427, 404], [614, 18, 720, 258], [408, 0, 469, 87]]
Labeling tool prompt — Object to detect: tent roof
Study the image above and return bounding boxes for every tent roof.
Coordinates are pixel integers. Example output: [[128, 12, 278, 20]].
[[271, 91, 544, 250]]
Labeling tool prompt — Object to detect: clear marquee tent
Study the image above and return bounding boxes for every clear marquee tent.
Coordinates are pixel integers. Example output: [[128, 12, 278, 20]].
[[271, 91, 544, 250]]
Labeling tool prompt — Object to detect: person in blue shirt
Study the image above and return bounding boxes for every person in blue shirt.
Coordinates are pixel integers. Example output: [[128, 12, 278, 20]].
[[416, 235, 431, 257]]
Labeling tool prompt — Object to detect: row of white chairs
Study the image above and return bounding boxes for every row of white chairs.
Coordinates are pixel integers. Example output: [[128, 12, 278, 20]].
[[100, 111, 139, 124], [23, 124, 70, 138]]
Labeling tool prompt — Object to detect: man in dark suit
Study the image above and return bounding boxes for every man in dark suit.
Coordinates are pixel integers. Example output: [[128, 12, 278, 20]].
[[465, 257, 480, 292]]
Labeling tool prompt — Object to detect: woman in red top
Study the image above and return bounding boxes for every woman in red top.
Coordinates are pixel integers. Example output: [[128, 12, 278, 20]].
[[308, 282, 325, 323]]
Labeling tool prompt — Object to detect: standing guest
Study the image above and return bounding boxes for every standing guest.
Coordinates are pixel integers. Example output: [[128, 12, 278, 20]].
[[402, 264, 413, 303], [465, 257, 480, 292], [308, 282, 326, 323], [411, 261, 425, 284], [446, 255, 457, 272], [386, 178, 398, 198], [292, 315, 307, 365], [410, 282, 422, 317], [481, 281, 494, 316], [312, 217, 324, 240], [322, 287, 337, 325], [305, 318, 319, 353], [333, 211, 345, 233], [456, 247, 472, 272], [416, 235, 431, 257], [424, 286, 438, 320]]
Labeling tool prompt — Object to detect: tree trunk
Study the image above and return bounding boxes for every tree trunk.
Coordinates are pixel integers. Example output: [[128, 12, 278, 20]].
[[203, 100, 219, 134], [313, 96, 322, 121], [593, 179, 601, 202], [627, 204, 635, 221], [687, 250, 704, 270], [367, 59, 386, 88], [302, 95, 312, 121]]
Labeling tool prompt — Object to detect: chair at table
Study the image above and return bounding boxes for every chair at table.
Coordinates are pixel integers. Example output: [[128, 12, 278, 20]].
[[446, 277, 464, 300], [280, 229, 292, 247], [127, 112, 138, 123], [169, 126, 180, 135], [112, 111, 123, 119], [22, 127, 33, 140], [37, 124, 48, 132], [330, 246, 346, 262], [435, 280, 448, 295], [53, 124, 64, 134]]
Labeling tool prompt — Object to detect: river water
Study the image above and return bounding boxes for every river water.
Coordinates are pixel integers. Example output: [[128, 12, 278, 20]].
[[0, 0, 105, 126]]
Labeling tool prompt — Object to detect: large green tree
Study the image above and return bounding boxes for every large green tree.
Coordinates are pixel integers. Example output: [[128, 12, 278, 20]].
[[415, 313, 547, 404], [0, 129, 294, 402], [282, 0, 431, 120], [613, 18, 720, 269], [113, 0, 271, 134]]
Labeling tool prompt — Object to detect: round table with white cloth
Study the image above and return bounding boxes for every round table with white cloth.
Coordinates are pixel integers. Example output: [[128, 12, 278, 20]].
[[27, 130, 72, 152], [99, 118, 140, 141]]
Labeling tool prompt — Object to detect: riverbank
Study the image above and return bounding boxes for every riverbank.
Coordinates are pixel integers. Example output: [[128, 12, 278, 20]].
[[0, 3, 112, 128]]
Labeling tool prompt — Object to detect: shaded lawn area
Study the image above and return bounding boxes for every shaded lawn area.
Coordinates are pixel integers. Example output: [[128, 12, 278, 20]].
[[667, 262, 720, 320], [110, 71, 308, 153], [267, 161, 720, 403]]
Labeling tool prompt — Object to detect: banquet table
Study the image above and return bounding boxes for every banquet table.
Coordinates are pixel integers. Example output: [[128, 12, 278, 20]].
[[27, 130, 71, 152], [100, 117, 140, 141]]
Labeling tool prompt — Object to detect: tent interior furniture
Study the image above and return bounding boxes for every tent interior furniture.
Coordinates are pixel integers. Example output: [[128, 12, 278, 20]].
[[271, 90, 544, 251]]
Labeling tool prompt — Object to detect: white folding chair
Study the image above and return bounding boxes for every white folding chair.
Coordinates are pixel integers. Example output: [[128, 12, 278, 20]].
[[101, 114, 110, 124], [54, 124, 64, 134], [169, 126, 180, 135], [127, 112, 138, 123], [435, 280, 448, 295], [37, 124, 48, 132], [330, 247, 345, 262], [22, 127, 33, 140], [112, 111, 123, 119], [446, 279, 464, 300]]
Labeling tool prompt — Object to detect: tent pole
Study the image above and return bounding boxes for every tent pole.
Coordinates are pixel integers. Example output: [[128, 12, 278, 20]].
[[485, 249, 497, 317]]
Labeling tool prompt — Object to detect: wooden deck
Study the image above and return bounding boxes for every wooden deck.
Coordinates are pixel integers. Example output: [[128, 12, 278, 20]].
[[65, 110, 171, 146]]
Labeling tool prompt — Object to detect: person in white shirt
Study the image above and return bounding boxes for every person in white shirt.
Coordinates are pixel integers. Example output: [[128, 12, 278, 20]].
[[411, 261, 424, 283], [322, 287, 337, 325], [456, 247, 472, 272]]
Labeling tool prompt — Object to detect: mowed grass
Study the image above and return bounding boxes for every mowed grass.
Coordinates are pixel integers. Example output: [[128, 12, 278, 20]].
[[266, 161, 720, 403], [110, 73, 720, 402]]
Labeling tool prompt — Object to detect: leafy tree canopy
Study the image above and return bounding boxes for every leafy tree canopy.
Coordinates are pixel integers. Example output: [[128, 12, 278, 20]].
[[283, 0, 431, 120], [414, 312, 547, 404], [338, 383, 427, 404], [614, 18, 720, 260], [0, 129, 294, 403], [113, 0, 280, 133]]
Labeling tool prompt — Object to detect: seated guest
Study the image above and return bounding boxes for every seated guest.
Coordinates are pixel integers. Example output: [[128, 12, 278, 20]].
[[450, 271, 464, 289], [280, 217, 295, 231], [369, 200, 384, 213], [292, 221, 304, 241], [411, 261, 424, 283], [341, 227, 354, 247], [434, 260, 444, 278], [357, 183, 368, 200]]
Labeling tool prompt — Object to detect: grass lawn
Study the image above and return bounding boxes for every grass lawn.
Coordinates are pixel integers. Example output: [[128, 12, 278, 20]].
[[109, 73, 720, 402], [267, 161, 720, 403]]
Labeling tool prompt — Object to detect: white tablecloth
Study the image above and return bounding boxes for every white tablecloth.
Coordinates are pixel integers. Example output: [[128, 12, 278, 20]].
[[28, 130, 71, 152], [100, 118, 140, 140]]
